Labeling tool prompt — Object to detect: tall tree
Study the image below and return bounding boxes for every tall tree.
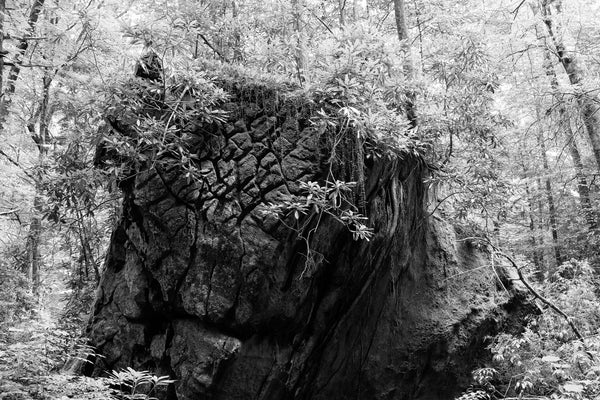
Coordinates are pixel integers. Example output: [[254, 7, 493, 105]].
[[541, 49, 597, 231], [292, 0, 306, 85], [540, 0, 600, 172], [528, 14, 599, 232], [0, 0, 5, 97], [393, 0, 417, 129], [536, 123, 562, 267], [338, 0, 346, 25], [24, 70, 53, 292], [525, 182, 544, 277], [0, 0, 46, 132]]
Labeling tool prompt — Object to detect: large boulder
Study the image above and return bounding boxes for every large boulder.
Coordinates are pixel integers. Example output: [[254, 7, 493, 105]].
[[86, 75, 530, 400]]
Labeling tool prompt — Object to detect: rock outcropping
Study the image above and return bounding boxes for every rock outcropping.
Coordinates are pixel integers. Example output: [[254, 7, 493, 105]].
[[87, 74, 529, 400]]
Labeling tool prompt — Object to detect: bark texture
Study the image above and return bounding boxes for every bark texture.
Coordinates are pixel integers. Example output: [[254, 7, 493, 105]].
[[0, 0, 45, 131], [539, 38, 597, 231], [86, 76, 531, 400], [540, 0, 600, 172], [393, 0, 417, 129]]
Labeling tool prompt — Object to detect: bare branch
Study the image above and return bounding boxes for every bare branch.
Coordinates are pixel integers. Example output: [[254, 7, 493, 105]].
[[3, 34, 48, 41], [198, 33, 228, 62], [306, 7, 335, 36], [511, 0, 527, 19]]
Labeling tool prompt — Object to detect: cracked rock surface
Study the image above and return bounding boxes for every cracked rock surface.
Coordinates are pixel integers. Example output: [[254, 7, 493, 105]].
[[86, 79, 530, 400]]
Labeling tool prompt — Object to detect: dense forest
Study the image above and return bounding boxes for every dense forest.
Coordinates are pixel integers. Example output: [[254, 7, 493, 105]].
[[1, 0, 600, 399]]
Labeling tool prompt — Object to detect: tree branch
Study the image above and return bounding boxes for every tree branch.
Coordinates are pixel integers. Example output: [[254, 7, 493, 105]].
[[0, 148, 35, 180], [198, 33, 228, 62], [511, 0, 527, 19], [306, 7, 335, 36]]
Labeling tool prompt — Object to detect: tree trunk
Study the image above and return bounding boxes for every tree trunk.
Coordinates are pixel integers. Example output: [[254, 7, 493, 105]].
[[292, 0, 305, 85], [338, 0, 346, 25], [393, 0, 417, 129], [525, 183, 544, 278], [519, 143, 546, 277], [539, 28, 597, 231], [0, 0, 46, 131], [231, 0, 243, 62], [540, 0, 600, 171], [536, 127, 562, 267], [0, 0, 5, 96], [75, 204, 99, 283], [567, 136, 596, 229], [24, 73, 52, 292], [535, 177, 549, 272], [25, 192, 42, 292]]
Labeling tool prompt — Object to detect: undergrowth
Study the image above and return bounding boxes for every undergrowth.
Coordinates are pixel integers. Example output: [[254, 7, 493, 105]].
[[456, 259, 600, 400]]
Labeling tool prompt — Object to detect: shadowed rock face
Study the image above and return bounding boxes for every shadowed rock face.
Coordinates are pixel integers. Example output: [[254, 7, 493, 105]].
[[87, 80, 529, 400]]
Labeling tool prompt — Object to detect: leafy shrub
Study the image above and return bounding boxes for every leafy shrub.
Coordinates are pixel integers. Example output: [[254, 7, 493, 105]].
[[108, 367, 175, 400], [99, 68, 229, 185], [262, 180, 373, 277], [0, 319, 81, 377], [263, 180, 373, 239], [0, 255, 35, 326], [309, 24, 427, 158]]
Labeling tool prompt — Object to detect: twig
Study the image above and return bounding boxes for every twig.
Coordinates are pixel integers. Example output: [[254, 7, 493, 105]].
[[198, 33, 228, 63], [306, 7, 335, 36], [511, 0, 527, 19], [0, 148, 35, 180], [426, 191, 466, 217]]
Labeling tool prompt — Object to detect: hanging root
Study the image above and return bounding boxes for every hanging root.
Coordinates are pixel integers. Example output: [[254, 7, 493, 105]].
[[388, 178, 399, 237], [354, 132, 366, 216]]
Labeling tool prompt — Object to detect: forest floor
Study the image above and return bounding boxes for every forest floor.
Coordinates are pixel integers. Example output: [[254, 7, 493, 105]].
[[0, 268, 112, 400]]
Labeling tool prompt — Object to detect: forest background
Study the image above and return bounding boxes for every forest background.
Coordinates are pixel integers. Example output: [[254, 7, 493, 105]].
[[0, 0, 600, 399]]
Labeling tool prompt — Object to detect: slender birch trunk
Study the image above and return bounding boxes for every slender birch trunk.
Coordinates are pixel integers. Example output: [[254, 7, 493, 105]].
[[540, 0, 600, 172], [535, 123, 562, 267], [537, 23, 597, 230], [292, 0, 306, 85], [393, 0, 417, 129]]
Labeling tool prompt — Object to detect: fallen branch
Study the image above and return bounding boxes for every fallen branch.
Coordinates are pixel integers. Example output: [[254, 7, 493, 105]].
[[497, 249, 587, 344], [459, 236, 592, 358]]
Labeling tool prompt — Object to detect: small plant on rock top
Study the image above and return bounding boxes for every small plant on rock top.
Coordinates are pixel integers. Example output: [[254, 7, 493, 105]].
[[108, 367, 175, 400], [462, 259, 600, 399]]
